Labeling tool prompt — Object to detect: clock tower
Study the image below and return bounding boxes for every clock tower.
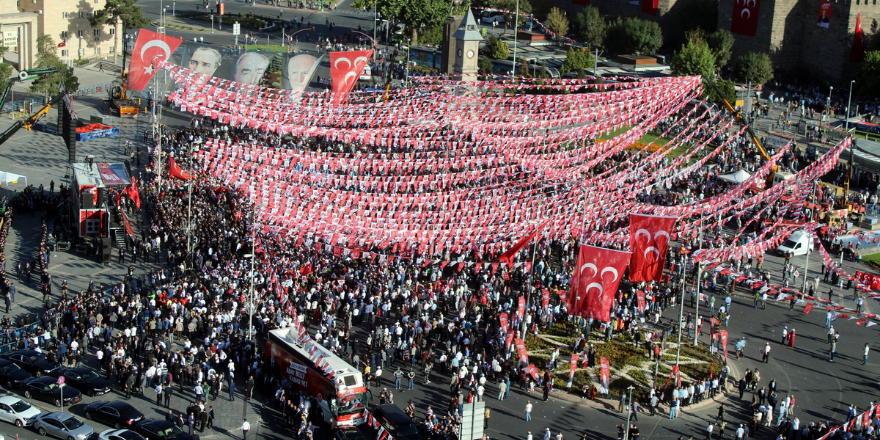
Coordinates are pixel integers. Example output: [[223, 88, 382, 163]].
[[452, 9, 483, 81]]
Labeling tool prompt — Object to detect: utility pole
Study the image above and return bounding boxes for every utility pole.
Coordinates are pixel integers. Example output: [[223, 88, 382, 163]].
[[676, 257, 685, 366], [693, 209, 704, 345], [511, 0, 520, 75], [622, 386, 635, 440]]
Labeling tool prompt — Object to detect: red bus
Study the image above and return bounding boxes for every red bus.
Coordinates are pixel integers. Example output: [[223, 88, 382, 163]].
[[265, 328, 368, 426]]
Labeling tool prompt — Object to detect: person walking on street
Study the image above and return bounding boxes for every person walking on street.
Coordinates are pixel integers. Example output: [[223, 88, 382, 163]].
[[706, 423, 714, 440], [498, 381, 507, 400], [241, 418, 250, 440], [524, 401, 533, 421], [864, 343, 870, 365], [762, 343, 771, 363], [830, 340, 837, 362]]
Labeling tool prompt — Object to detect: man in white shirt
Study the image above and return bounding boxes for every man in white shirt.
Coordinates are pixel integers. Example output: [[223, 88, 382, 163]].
[[241, 418, 250, 440]]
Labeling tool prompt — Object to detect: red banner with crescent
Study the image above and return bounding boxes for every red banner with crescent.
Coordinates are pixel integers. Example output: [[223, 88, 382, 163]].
[[569, 245, 631, 321], [499, 312, 509, 333], [731, 0, 761, 37], [719, 330, 729, 361], [855, 271, 880, 290], [517, 296, 526, 319], [329, 50, 372, 105], [636, 290, 646, 313], [599, 357, 610, 388], [629, 214, 676, 282], [515, 338, 528, 364], [804, 303, 814, 314], [128, 29, 183, 91], [525, 365, 541, 381], [506, 328, 515, 348], [542, 289, 551, 309]]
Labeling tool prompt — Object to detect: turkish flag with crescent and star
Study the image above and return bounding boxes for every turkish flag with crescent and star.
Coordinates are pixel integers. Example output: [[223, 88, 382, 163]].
[[568, 245, 631, 322], [127, 29, 182, 91], [629, 214, 677, 282], [329, 50, 372, 105], [731, 0, 761, 36]]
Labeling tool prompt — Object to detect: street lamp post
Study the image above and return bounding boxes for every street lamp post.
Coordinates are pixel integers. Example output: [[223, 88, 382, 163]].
[[511, 0, 520, 75], [520, 221, 541, 344], [676, 256, 685, 366], [622, 385, 635, 440], [846, 80, 855, 131], [693, 207, 706, 345], [173, 0, 176, 16]]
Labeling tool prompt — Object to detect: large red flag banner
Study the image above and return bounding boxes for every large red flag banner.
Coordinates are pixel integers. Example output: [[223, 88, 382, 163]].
[[329, 50, 372, 105], [731, 0, 762, 37], [127, 29, 183, 91], [499, 312, 509, 333], [816, 1, 832, 28], [515, 338, 529, 364], [599, 357, 610, 393], [636, 290, 646, 313], [641, 0, 658, 15], [169, 157, 192, 180], [498, 220, 549, 269], [852, 13, 866, 62], [124, 179, 141, 209], [569, 245, 631, 322], [629, 214, 676, 282], [804, 303, 814, 314], [719, 330, 729, 361]]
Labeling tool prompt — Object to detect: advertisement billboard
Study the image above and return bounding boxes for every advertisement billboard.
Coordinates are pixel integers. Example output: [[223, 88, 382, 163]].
[[817, 1, 832, 28]]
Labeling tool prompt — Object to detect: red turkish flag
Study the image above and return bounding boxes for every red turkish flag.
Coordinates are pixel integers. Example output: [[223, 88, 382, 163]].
[[124, 179, 141, 209], [300, 263, 312, 276], [852, 13, 865, 62], [629, 214, 676, 282], [641, 0, 658, 15], [498, 220, 549, 269], [499, 312, 509, 333], [127, 29, 182, 91], [515, 338, 528, 364], [168, 157, 191, 180], [719, 330, 729, 361], [731, 0, 761, 36], [329, 50, 372, 105], [569, 245, 631, 322], [636, 290, 646, 313], [804, 303, 814, 314]]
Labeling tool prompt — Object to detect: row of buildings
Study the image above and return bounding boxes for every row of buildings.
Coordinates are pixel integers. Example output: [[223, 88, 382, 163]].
[[558, 0, 879, 83], [0, 0, 121, 69]]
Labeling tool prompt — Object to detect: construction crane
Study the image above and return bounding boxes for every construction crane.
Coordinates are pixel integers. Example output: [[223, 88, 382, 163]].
[[0, 67, 59, 112], [704, 77, 779, 187], [0, 90, 67, 146]]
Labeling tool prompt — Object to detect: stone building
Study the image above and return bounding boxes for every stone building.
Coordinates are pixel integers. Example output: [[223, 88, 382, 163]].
[[12, 0, 122, 64]]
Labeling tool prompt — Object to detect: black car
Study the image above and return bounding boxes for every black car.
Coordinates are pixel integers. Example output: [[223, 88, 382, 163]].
[[52, 367, 113, 396], [84, 402, 145, 429], [335, 427, 367, 440], [134, 419, 189, 440], [0, 359, 32, 388], [22, 376, 82, 407], [0, 350, 59, 377], [371, 404, 420, 440]]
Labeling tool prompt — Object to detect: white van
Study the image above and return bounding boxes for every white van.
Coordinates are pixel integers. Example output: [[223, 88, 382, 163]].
[[360, 65, 371, 81], [771, 171, 795, 187], [776, 230, 814, 256]]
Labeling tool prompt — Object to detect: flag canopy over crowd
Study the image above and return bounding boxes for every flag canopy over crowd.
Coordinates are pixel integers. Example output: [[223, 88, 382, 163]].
[[138, 36, 854, 321]]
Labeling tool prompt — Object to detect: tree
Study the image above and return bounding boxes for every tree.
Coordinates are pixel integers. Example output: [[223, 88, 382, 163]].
[[560, 46, 594, 75], [496, 0, 532, 33], [479, 56, 495, 75], [482, 36, 510, 60], [707, 29, 734, 70], [671, 37, 715, 78], [0, 47, 12, 92], [379, 0, 449, 46], [573, 6, 605, 47], [734, 52, 774, 85], [90, 0, 151, 64], [854, 51, 880, 99], [30, 35, 79, 102], [670, 0, 718, 43], [545, 7, 569, 39], [703, 77, 736, 107], [604, 17, 663, 56]]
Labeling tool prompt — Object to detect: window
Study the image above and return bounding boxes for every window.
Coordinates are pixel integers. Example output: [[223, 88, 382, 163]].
[[79, 11, 83, 18], [77, 30, 84, 38], [94, 29, 100, 37], [95, 47, 101, 55], [61, 31, 68, 39], [62, 12, 68, 18], [109, 28, 115, 35], [61, 49, 67, 57]]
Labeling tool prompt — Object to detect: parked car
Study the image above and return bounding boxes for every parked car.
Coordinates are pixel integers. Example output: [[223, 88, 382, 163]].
[[134, 419, 189, 440], [22, 377, 82, 407], [371, 404, 420, 440], [480, 11, 505, 25], [52, 368, 113, 396], [0, 359, 32, 388], [34, 412, 94, 440], [84, 402, 144, 429], [98, 429, 145, 440], [0, 395, 41, 427], [0, 350, 59, 377]]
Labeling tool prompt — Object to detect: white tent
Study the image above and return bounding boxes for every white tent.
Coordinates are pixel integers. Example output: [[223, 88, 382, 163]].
[[0, 171, 27, 187], [718, 169, 751, 184]]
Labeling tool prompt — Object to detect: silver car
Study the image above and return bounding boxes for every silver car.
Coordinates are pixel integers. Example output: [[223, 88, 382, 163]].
[[0, 396, 40, 427], [35, 412, 95, 440]]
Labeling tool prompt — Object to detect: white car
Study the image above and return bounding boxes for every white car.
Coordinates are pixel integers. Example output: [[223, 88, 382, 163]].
[[97, 429, 145, 440], [0, 396, 40, 427]]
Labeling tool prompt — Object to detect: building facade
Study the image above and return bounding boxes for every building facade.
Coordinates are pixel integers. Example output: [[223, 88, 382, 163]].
[[16, 0, 122, 63]]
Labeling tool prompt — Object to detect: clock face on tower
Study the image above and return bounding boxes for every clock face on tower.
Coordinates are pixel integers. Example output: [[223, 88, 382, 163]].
[[457, 49, 463, 58], [467, 50, 474, 59]]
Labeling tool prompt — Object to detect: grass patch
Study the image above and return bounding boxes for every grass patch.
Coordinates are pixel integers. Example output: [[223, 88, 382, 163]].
[[679, 362, 713, 382], [861, 252, 880, 272], [628, 368, 650, 388], [594, 341, 650, 370], [530, 354, 549, 369], [855, 130, 880, 142], [525, 336, 560, 352], [242, 44, 289, 53], [638, 132, 671, 146], [544, 321, 580, 337], [598, 125, 632, 140], [666, 143, 690, 159], [609, 378, 649, 401], [679, 343, 719, 363]]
